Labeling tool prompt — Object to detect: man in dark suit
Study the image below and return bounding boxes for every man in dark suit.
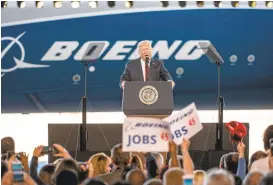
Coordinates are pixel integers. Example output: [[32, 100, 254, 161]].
[[120, 40, 175, 89]]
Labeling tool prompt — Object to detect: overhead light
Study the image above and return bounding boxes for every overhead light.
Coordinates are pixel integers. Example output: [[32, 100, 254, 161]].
[[161, 1, 169, 7], [231, 1, 239, 7], [71, 1, 80, 8], [248, 1, 256, 8], [89, 1, 97, 8], [36, 1, 44, 8], [1, 1, 8, 8], [125, 1, 133, 8], [53, 1, 62, 8], [178, 1, 186, 7], [266, 1, 273, 8], [214, 1, 222, 7], [108, 1, 115, 8], [197, 1, 204, 7], [17, 1, 26, 8]]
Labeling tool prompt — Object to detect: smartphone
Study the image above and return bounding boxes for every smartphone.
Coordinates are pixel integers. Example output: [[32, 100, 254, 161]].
[[12, 161, 24, 182], [42, 146, 57, 155], [183, 175, 193, 185]]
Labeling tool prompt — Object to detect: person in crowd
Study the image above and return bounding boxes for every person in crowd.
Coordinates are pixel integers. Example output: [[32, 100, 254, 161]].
[[163, 167, 184, 185], [242, 170, 264, 185], [219, 142, 246, 180], [39, 164, 55, 185], [250, 125, 273, 173], [30, 145, 48, 185], [96, 143, 131, 184], [2, 171, 37, 185], [203, 168, 235, 185], [193, 170, 206, 185], [150, 152, 164, 170], [248, 150, 267, 171], [88, 153, 111, 177], [131, 154, 144, 171], [259, 172, 273, 185], [1, 136, 15, 155], [125, 169, 146, 185], [144, 152, 158, 179], [52, 158, 79, 185], [1, 154, 37, 185]]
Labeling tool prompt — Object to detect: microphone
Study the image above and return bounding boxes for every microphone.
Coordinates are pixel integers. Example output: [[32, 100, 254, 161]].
[[145, 55, 150, 65]]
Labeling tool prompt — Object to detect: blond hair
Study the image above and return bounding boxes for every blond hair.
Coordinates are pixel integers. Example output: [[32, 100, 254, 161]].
[[194, 170, 206, 185], [137, 40, 152, 49], [88, 153, 111, 177], [163, 167, 184, 185]]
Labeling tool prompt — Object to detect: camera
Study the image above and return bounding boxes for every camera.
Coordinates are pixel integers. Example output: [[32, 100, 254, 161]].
[[269, 138, 273, 155], [42, 146, 58, 155], [12, 161, 24, 182]]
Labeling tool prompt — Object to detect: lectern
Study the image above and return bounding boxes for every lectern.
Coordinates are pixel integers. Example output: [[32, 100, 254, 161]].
[[122, 81, 174, 163], [122, 81, 174, 117]]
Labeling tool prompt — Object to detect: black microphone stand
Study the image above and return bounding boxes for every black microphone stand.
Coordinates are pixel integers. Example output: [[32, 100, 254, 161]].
[[215, 61, 224, 151], [80, 61, 89, 151]]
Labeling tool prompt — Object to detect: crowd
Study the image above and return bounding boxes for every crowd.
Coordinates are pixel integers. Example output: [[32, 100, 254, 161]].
[[1, 125, 273, 185]]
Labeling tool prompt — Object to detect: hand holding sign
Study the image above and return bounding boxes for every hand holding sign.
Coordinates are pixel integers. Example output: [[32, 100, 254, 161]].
[[163, 103, 203, 145]]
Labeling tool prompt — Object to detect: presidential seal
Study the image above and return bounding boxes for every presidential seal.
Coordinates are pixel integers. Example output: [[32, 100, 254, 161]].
[[139, 86, 159, 105]]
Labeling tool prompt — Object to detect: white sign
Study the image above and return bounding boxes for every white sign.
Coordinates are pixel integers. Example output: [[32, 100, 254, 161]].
[[163, 103, 203, 145], [123, 117, 170, 152]]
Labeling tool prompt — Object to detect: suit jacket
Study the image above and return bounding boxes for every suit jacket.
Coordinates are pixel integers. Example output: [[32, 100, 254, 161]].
[[120, 58, 173, 87]]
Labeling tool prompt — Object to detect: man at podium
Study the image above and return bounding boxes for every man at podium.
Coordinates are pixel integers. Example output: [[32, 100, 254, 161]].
[[120, 40, 175, 89]]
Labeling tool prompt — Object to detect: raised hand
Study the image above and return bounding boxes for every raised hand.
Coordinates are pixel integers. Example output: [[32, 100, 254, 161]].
[[33, 145, 44, 158], [52, 144, 71, 158]]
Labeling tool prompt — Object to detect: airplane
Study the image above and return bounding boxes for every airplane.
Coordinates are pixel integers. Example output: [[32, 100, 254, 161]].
[[1, 1, 273, 113]]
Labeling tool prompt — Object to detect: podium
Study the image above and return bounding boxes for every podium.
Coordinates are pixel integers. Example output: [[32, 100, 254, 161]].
[[122, 81, 174, 117], [122, 81, 174, 163]]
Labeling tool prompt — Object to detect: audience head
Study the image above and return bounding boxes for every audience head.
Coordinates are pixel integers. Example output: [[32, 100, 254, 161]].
[[242, 170, 264, 185], [143, 178, 163, 185], [151, 152, 164, 169], [193, 170, 206, 185], [259, 172, 273, 185], [220, 152, 239, 174], [125, 169, 146, 185], [203, 168, 235, 185], [131, 154, 144, 171], [89, 153, 111, 177], [39, 164, 55, 185], [163, 167, 184, 185], [111, 143, 131, 168], [1, 136, 15, 155], [263, 125, 273, 151], [248, 151, 267, 170], [55, 169, 78, 185], [52, 158, 79, 184]]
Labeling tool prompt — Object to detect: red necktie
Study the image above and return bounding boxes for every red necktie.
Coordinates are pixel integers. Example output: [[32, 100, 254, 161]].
[[145, 63, 149, 81]]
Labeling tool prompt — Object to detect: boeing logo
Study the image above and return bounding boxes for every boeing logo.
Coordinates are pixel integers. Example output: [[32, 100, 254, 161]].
[[41, 40, 210, 61], [1, 32, 49, 77]]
